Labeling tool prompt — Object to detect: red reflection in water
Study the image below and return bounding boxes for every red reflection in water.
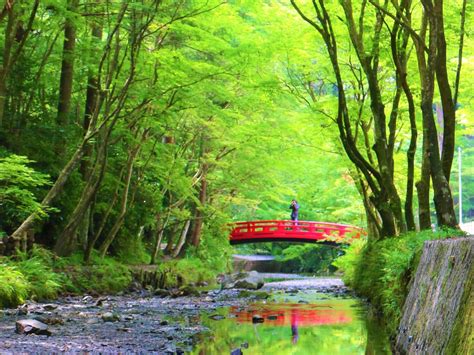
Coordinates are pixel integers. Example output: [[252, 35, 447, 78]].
[[230, 304, 352, 327]]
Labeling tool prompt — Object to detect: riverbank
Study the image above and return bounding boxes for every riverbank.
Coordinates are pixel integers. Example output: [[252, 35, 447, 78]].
[[0, 275, 389, 354]]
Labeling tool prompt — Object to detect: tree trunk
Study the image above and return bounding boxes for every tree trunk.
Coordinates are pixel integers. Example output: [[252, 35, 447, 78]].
[[54, 129, 110, 256], [433, 0, 456, 182], [56, 0, 78, 126], [389, 3, 417, 231], [0, 5, 16, 127], [171, 220, 191, 258], [84, 179, 120, 263], [9, 138, 89, 243], [416, 133, 432, 230], [150, 211, 170, 265], [98, 144, 140, 258], [190, 169, 208, 248], [416, 6, 457, 228]]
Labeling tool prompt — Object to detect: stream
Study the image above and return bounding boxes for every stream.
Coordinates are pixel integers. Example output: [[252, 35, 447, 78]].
[[0, 274, 391, 354]]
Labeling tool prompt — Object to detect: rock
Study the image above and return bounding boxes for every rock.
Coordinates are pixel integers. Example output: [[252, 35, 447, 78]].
[[253, 291, 270, 299], [34, 316, 64, 325], [95, 298, 107, 307], [234, 278, 263, 290], [252, 314, 264, 323], [233, 271, 264, 290], [395, 238, 474, 355], [179, 285, 200, 297], [16, 319, 51, 336], [209, 314, 225, 320], [237, 290, 252, 298], [17, 304, 28, 316], [101, 312, 120, 322], [82, 295, 94, 303], [116, 327, 130, 332], [154, 289, 170, 297], [231, 348, 243, 355], [43, 304, 58, 311]]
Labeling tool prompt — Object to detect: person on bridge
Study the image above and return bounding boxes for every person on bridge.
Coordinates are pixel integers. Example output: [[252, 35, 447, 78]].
[[289, 199, 299, 222]]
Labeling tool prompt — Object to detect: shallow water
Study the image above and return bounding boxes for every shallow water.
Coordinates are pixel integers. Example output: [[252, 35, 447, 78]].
[[191, 291, 391, 355]]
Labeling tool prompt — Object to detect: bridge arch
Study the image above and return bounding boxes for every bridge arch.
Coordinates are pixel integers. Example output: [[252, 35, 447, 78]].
[[229, 220, 364, 245]]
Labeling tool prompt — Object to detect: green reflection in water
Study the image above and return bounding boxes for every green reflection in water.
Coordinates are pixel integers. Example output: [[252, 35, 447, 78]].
[[191, 293, 390, 355]]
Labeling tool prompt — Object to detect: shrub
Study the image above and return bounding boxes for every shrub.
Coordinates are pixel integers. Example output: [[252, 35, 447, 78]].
[[157, 257, 217, 288], [0, 263, 29, 308], [0, 155, 51, 234], [56, 252, 132, 294], [14, 247, 63, 300]]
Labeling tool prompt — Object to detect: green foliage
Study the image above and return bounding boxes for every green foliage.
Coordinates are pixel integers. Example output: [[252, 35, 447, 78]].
[[157, 257, 218, 288], [332, 239, 366, 282], [55, 252, 132, 294], [115, 232, 151, 265], [0, 247, 63, 307], [274, 243, 340, 274], [0, 155, 51, 233], [0, 263, 29, 308], [333, 229, 465, 333], [15, 247, 64, 300], [0, 246, 133, 308]]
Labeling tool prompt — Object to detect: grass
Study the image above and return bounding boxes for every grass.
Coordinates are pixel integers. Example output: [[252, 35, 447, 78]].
[[0, 264, 29, 307], [0, 247, 133, 308], [332, 228, 465, 334], [157, 257, 218, 289]]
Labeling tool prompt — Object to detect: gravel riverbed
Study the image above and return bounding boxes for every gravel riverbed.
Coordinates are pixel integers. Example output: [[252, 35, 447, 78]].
[[0, 275, 348, 354]]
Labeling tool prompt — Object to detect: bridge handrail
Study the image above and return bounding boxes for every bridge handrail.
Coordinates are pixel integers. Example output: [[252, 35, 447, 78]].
[[230, 220, 365, 240]]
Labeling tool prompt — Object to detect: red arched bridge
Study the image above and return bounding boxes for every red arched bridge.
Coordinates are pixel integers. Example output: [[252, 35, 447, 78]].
[[229, 220, 364, 245]]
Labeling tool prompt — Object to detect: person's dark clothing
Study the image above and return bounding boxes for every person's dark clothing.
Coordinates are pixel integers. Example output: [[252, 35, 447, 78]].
[[289, 202, 299, 221]]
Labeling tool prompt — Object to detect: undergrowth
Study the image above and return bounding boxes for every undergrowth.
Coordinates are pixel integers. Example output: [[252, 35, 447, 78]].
[[333, 228, 465, 334], [53, 251, 132, 294], [0, 264, 29, 307], [0, 247, 132, 308], [157, 257, 218, 288]]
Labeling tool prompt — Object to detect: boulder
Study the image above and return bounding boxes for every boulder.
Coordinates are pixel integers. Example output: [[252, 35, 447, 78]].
[[233, 271, 264, 290], [209, 314, 225, 321], [154, 289, 170, 297], [179, 285, 200, 297], [101, 312, 120, 322], [16, 319, 51, 336]]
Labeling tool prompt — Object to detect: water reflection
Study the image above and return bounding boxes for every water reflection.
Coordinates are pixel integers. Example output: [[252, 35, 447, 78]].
[[231, 304, 352, 326], [191, 295, 390, 355]]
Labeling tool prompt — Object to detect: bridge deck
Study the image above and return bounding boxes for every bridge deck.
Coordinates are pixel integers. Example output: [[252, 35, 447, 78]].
[[229, 220, 363, 245]]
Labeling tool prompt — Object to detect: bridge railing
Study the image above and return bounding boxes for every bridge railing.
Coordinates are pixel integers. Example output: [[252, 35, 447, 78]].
[[229, 220, 364, 243]]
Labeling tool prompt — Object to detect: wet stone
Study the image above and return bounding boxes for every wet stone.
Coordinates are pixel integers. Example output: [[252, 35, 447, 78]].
[[209, 314, 225, 320], [252, 314, 264, 323], [101, 312, 120, 322], [16, 319, 51, 336], [43, 304, 58, 311]]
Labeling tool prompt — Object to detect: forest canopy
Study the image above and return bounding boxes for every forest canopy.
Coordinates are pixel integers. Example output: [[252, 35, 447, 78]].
[[0, 0, 472, 265]]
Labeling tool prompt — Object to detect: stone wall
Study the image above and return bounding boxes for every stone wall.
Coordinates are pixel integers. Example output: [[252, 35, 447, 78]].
[[394, 237, 473, 354]]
